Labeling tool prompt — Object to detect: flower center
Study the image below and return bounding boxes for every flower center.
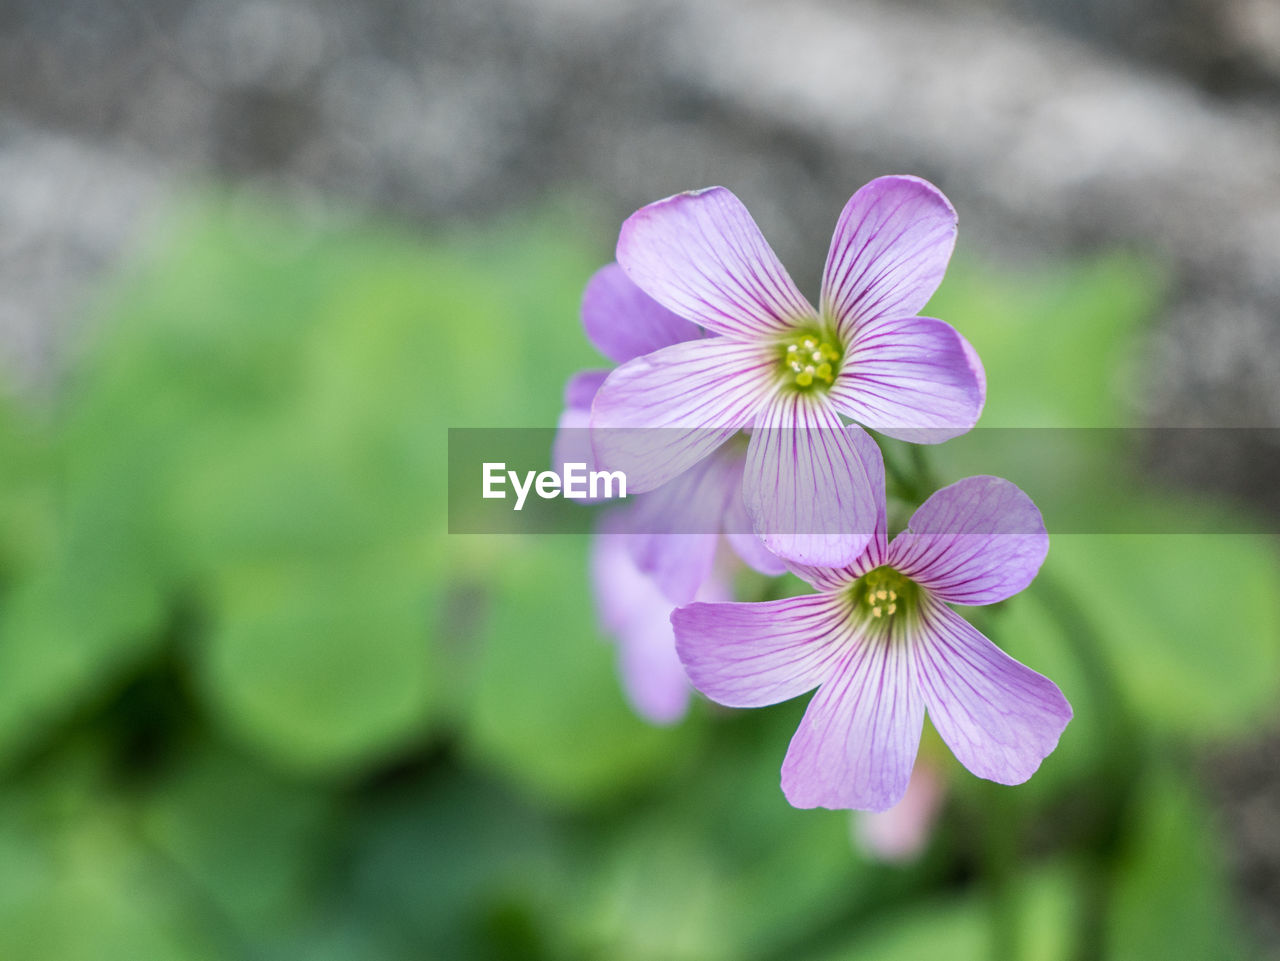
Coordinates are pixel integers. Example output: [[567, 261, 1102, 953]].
[[850, 566, 916, 621], [779, 331, 841, 389]]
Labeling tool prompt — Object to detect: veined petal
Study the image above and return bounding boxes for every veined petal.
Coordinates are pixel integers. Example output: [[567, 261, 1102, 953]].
[[582, 263, 700, 364], [590, 518, 647, 634], [626, 529, 720, 609], [911, 595, 1071, 785], [888, 476, 1048, 606], [781, 620, 924, 811], [552, 369, 610, 477], [743, 392, 876, 567], [723, 507, 787, 576], [706, 442, 788, 576], [828, 315, 985, 443], [591, 338, 776, 492], [590, 522, 692, 724], [786, 425, 890, 590], [820, 175, 957, 341], [616, 601, 693, 725], [673, 593, 854, 708], [617, 186, 816, 340], [563, 368, 609, 412], [619, 451, 739, 605]]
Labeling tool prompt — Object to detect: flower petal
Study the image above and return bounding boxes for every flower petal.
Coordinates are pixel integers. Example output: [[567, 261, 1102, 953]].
[[563, 368, 609, 412], [616, 610, 694, 725], [785, 425, 889, 590], [888, 476, 1048, 606], [673, 593, 854, 708], [618, 451, 739, 604], [591, 338, 775, 492], [591, 522, 693, 724], [743, 392, 876, 567], [582, 263, 701, 364], [715, 443, 787, 576], [820, 175, 957, 340], [828, 315, 985, 443], [781, 621, 924, 811], [617, 186, 816, 340], [723, 509, 787, 577], [552, 369, 610, 477], [911, 595, 1072, 784]]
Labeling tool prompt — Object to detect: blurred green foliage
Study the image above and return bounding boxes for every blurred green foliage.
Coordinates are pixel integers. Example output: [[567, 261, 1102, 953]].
[[0, 198, 1274, 960]]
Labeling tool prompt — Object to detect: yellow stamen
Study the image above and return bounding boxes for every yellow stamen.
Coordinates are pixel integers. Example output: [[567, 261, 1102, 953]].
[[779, 332, 843, 389], [853, 566, 915, 625]]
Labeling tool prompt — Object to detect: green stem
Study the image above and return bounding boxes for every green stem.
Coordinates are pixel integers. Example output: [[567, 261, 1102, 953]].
[[879, 439, 922, 503], [979, 778, 1024, 961], [909, 442, 941, 495], [1033, 569, 1145, 961]]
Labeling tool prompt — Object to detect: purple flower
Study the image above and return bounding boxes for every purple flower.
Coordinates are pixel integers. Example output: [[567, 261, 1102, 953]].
[[556, 264, 784, 606], [592, 516, 731, 724], [672, 430, 1071, 811], [591, 176, 986, 568]]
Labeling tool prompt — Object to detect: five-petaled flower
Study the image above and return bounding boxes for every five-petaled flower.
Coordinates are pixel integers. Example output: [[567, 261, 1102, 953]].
[[672, 430, 1072, 811], [591, 176, 986, 568]]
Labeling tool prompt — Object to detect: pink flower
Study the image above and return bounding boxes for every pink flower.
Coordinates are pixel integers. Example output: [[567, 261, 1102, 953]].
[[673, 431, 1070, 811], [592, 176, 986, 567]]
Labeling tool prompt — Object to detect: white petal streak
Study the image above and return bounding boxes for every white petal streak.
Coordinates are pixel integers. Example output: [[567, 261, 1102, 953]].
[[618, 186, 816, 340], [782, 619, 923, 811], [674, 593, 856, 708], [744, 391, 875, 567], [820, 176, 957, 341], [591, 338, 777, 491]]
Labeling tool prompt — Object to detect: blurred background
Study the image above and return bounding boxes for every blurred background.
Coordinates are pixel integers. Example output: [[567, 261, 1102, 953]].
[[1, 0, 1279, 958]]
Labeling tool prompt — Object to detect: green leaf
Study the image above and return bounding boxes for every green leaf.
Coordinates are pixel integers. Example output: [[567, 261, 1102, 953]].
[[797, 866, 1076, 961], [1109, 770, 1252, 959], [140, 743, 336, 936], [555, 704, 867, 961], [0, 460, 168, 768], [342, 769, 562, 961], [195, 554, 439, 776], [0, 771, 231, 961], [1041, 532, 1280, 740], [54, 198, 607, 776], [460, 536, 703, 807]]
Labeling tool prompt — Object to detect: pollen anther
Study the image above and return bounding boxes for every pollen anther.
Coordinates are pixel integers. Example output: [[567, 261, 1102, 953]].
[[854, 566, 915, 624], [779, 332, 842, 390]]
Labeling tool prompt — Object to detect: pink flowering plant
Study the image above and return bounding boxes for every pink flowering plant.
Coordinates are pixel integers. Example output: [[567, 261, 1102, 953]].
[[591, 176, 986, 567], [557, 173, 1074, 817], [673, 428, 1071, 810]]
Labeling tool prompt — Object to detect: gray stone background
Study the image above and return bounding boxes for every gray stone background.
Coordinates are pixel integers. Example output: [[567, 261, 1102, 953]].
[[1, 0, 1278, 947]]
